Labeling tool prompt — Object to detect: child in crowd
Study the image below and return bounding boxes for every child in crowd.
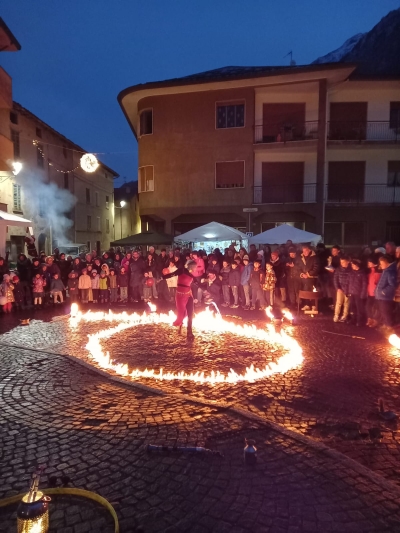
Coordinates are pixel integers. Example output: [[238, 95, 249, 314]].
[[228, 260, 241, 308], [165, 260, 178, 301], [263, 263, 277, 308], [99, 271, 109, 304], [109, 269, 118, 303], [348, 259, 367, 327], [366, 254, 381, 327], [241, 255, 253, 310], [0, 274, 14, 313], [117, 267, 128, 303], [91, 269, 99, 303], [12, 275, 24, 310], [32, 272, 45, 307], [41, 264, 51, 305], [67, 272, 79, 302], [220, 260, 231, 307], [206, 255, 220, 276], [101, 263, 110, 277], [50, 273, 65, 304], [333, 255, 352, 322], [143, 272, 154, 302], [250, 259, 265, 310], [78, 268, 91, 304]]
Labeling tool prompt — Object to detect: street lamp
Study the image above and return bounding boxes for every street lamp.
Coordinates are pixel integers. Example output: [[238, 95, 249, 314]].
[[115, 200, 126, 239]]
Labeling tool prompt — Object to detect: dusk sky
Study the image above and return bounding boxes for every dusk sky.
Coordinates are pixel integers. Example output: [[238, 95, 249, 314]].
[[2, 0, 399, 186]]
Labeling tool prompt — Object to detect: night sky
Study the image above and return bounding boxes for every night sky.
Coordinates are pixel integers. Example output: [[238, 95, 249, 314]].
[[2, 0, 399, 185]]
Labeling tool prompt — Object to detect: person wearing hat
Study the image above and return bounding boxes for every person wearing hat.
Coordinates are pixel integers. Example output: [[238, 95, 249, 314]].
[[241, 255, 253, 310], [163, 259, 197, 340]]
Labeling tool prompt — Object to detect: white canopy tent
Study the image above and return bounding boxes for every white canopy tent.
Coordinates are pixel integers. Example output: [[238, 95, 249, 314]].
[[0, 210, 32, 257], [249, 224, 321, 246], [174, 222, 249, 253]]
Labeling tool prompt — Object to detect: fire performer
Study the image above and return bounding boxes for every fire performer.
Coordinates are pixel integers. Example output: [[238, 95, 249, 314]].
[[163, 260, 197, 340]]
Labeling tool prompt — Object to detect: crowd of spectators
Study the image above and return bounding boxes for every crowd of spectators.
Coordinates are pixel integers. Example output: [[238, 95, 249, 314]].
[[0, 241, 398, 329]]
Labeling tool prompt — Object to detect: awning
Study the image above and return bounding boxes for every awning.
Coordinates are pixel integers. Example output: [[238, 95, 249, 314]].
[[249, 224, 321, 245], [174, 221, 248, 243], [0, 209, 31, 227], [110, 231, 173, 247]]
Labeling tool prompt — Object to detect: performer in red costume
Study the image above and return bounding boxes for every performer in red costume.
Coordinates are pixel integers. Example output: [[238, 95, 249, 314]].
[[163, 259, 197, 340]]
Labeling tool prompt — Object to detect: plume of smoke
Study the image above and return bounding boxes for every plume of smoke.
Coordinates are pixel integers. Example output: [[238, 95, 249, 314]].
[[14, 170, 77, 245]]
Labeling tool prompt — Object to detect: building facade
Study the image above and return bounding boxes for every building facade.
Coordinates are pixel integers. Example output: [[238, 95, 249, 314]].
[[6, 103, 118, 258], [113, 180, 140, 241], [119, 63, 400, 247]]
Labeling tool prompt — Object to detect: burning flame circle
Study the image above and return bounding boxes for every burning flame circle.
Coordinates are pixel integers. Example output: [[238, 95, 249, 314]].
[[69, 304, 303, 385]]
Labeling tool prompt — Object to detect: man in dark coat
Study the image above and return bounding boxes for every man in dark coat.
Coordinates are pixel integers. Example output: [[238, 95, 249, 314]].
[[285, 247, 300, 307], [129, 251, 144, 302]]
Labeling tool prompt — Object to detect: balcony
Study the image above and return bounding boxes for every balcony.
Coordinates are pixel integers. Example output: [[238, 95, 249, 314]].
[[327, 121, 400, 143], [253, 184, 316, 204], [253, 184, 400, 205], [254, 121, 319, 144]]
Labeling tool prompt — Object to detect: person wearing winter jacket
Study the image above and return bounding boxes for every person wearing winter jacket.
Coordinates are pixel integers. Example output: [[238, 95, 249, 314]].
[[56, 253, 71, 287], [348, 259, 367, 326], [297, 246, 319, 311], [240, 255, 253, 310], [129, 251, 144, 302], [206, 255, 220, 276], [228, 261, 241, 308], [41, 264, 52, 305], [32, 273, 45, 306], [99, 272, 109, 304], [50, 273, 66, 304], [270, 250, 287, 305], [219, 260, 231, 307], [200, 270, 222, 304], [11, 275, 24, 310], [78, 268, 91, 303], [263, 263, 277, 308], [165, 261, 178, 301], [67, 272, 79, 302], [191, 251, 205, 302], [375, 255, 397, 327], [0, 274, 14, 313], [0, 254, 10, 279], [90, 269, 100, 303], [285, 247, 300, 307], [250, 259, 265, 310], [366, 254, 381, 327], [117, 267, 129, 303], [108, 269, 118, 303], [333, 255, 352, 322]]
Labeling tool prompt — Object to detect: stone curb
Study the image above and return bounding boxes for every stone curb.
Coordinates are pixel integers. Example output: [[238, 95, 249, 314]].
[[2, 340, 400, 499]]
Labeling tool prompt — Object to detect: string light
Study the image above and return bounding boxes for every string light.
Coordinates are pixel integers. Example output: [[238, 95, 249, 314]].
[[33, 140, 84, 174], [80, 153, 99, 173]]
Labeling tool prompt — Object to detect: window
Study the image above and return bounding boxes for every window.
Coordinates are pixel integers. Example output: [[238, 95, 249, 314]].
[[139, 109, 153, 136], [138, 166, 154, 192], [13, 184, 21, 211], [105, 195, 109, 209], [97, 216, 101, 231], [95, 191, 99, 206], [324, 222, 365, 246], [37, 144, 44, 168], [216, 103, 245, 129], [36, 127, 42, 138], [329, 102, 367, 140], [261, 103, 305, 142], [64, 173, 69, 189], [390, 102, 400, 130], [10, 111, 18, 125], [11, 129, 20, 159], [388, 161, 400, 187], [86, 188, 90, 204], [87, 215, 92, 230], [106, 219, 110, 233], [327, 161, 365, 202], [261, 162, 304, 202], [215, 161, 245, 189]]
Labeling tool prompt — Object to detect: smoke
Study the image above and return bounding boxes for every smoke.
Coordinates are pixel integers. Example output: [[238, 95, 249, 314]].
[[14, 170, 77, 245]]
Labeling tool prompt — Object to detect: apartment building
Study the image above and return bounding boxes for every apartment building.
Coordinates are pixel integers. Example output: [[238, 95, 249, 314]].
[[118, 63, 400, 247], [8, 103, 118, 258]]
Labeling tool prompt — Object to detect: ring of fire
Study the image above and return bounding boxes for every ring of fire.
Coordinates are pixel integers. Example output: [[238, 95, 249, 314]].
[[69, 304, 304, 385]]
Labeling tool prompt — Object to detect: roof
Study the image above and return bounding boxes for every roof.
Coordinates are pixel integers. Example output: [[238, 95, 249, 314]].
[[13, 102, 119, 178], [118, 62, 357, 137], [111, 231, 173, 246], [114, 180, 138, 201], [174, 221, 248, 243], [0, 18, 21, 52], [0, 210, 31, 226], [249, 224, 321, 245]]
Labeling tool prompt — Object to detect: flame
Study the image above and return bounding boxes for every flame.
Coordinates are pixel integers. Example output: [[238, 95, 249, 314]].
[[148, 302, 157, 312], [70, 302, 78, 318], [69, 305, 303, 385], [282, 308, 294, 322], [312, 286, 317, 292], [389, 334, 400, 350], [265, 306, 274, 321]]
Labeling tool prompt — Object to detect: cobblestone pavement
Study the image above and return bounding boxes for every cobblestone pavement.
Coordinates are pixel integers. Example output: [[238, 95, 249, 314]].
[[1, 304, 400, 531]]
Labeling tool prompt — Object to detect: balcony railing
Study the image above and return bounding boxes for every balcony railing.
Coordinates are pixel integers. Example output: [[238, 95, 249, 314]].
[[253, 184, 400, 205], [254, 121, 319, 144], [254, 121, 400, 144], [328, 121, 400, 142], [253, 184, 317, 204]]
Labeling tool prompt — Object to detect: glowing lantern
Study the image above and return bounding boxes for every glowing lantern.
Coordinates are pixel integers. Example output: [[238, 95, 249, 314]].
[[17, 492, 50, 533], [80, 153, 99, 173]]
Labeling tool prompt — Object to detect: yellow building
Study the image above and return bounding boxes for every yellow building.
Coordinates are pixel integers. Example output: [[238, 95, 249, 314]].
[[119, 63, 400, 247]]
